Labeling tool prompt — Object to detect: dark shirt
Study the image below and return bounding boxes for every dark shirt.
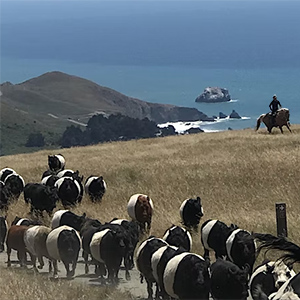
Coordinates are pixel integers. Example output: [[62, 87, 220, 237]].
[[269, 99, 282, 113]]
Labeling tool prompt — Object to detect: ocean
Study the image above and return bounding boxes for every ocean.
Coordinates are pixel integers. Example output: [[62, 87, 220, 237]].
[[1, 58, 299, 132]]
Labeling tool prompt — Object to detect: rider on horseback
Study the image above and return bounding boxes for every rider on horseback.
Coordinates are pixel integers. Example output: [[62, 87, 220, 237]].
[[269, 95, 282, 124]]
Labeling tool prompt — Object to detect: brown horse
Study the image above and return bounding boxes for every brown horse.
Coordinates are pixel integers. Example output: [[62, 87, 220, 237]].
[[256, 108, 292, 134]]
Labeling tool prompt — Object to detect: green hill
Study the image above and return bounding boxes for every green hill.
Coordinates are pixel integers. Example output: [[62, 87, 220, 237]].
[[0, 71, 212, 156]]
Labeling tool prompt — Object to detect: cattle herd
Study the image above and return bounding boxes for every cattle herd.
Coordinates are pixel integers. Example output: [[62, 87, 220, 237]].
[[0, 154, 300, 299]]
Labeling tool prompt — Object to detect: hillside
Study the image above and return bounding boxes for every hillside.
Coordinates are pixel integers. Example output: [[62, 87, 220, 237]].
[[0, 71, 213, 156], [0, 127, 300, 299]]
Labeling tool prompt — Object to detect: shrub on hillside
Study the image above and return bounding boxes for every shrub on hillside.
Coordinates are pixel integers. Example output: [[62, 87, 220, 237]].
[[25, 132, 45, 147], [59, 113, 177, 148]]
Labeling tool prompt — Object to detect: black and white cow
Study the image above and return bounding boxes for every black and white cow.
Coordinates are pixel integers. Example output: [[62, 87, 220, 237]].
[[23, 183, 59, 216], [55, 177, 83, 207], [24, 225, 52, 271], [0, 181, 10, 211], [201, 219, 238, 260], [136, 237, 168, 299], [110, 218, 140, 270], [151, 245, 186, 299], [48, 154, 65, 172], [0, 216, 8, 252], [57, 169, 83, 183], [46, 225, 81, 278], [4, 173, 25, 199], [210, 258, 250, 300], [226, 228, 256, 273], [162, 225, 192, 252], [84, 175, 107, 202], [11, 216, 42, 226], [179, 197, 203, 230], [41, 175, 59, 187], [80, 220, 103, 274], [163, 252, 210, 300], [253, 233, 300, 299], [51, 210, 86, 231], [90, 227, 126, 283], [250, 260, 296, 300], [0, 168, 17, 182], [41, 169, 56, 179]]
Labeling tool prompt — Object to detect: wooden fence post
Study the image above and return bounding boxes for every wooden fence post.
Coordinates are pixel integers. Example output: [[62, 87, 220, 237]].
[[276, 203, 287, 237]]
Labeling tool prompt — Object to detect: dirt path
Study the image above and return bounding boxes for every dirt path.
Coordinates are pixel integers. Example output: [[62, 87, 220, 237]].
[[0, 249, 147, 299]]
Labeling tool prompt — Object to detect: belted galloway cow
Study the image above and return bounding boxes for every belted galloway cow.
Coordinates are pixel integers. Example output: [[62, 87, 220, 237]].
[[46, 225, 81, 278], [127, 194, 153, 234]]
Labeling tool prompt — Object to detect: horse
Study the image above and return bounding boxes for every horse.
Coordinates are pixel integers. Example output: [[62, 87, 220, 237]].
[[256, 108, 292, 134]]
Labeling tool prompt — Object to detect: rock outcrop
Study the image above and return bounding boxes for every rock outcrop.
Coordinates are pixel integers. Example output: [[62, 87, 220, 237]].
[[219, 112, 227, 119], [195, 87, 231, 103], [229, 110, 241, 119], [186, 127, 204, 134]]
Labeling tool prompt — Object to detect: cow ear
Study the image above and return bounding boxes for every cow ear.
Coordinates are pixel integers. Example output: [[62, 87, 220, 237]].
[[243, 263, 251, 275], [287, 261, 294, 271], [99, 176, 103, 181], [196, 196, 201, 203], [82, 212, 86, 218], [229, 266, 238, 275], [266, 263, 275, 273]]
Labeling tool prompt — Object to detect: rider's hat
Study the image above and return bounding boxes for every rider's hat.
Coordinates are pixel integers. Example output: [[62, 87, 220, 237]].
[[273, 94, 277, 99]]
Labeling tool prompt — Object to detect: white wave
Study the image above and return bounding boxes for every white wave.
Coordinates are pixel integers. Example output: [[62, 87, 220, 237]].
[[158, 116, 251, 133], [202, 129, 222, 133]]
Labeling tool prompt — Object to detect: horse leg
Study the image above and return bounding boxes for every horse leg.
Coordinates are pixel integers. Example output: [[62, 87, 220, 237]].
[[267, 126, 272, 134], [286, 124, 292, 133]]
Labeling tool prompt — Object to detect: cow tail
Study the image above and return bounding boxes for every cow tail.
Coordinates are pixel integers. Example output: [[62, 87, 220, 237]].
[[140, 273, 144, 284], [256, 115, 263, 131]]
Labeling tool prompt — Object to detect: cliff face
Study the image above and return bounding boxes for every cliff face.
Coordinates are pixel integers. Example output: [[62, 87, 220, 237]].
[[1, 71, 212, 123]]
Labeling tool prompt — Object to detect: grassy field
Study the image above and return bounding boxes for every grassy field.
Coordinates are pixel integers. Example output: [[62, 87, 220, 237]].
[[1, 125, 300, 298]]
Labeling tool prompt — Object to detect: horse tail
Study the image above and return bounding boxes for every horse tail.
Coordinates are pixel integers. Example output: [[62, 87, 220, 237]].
[[254, 233, 300, 264], [256, 115, 264, 131]]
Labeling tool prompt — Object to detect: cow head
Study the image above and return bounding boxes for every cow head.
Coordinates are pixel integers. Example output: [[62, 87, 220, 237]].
[[267, 261, 296, 289], [45, 186, 59, 211], [228, 264, 250, 299], [72, 170, 83, 183], [136, 195, 153, 222]]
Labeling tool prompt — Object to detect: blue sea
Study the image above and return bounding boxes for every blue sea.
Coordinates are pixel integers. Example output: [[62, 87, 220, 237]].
[[2, 58, 299, 132], [1, 1, 300, 132]]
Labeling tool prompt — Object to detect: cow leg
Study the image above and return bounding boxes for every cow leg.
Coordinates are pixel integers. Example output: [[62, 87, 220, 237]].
[[70, 260, 77, 278], [52, 260, 59, 279], [63, 261, 71, 279], [18, 251, 26, 267], [279, 126, 284, 133], [83, 251, 89, 274], [38, 256, 44, 269], [124, 254, 131, 281], [29, 253, 37, 270], [48, 259, 52, 273], [146, 279, 153, 300], [7, 246, 11, 267]]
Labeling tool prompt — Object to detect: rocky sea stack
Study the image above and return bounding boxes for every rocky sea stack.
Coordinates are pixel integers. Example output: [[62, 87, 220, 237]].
[[195, 87, 231, 103]]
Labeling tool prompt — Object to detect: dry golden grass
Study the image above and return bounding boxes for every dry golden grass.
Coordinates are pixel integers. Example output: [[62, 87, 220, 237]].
[[1, 125, 300, 297]]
